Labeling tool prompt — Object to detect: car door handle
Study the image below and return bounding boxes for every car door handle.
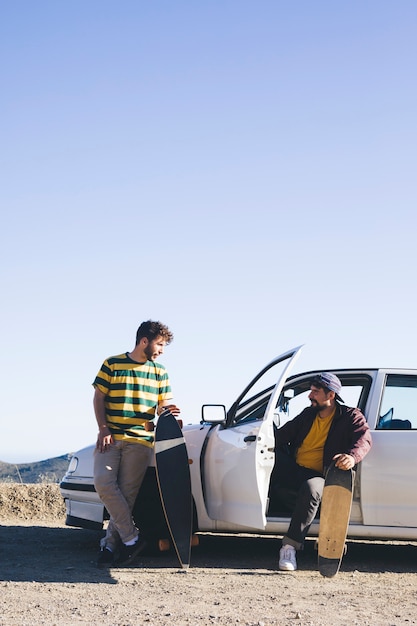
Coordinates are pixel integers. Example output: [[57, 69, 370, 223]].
[[244, 435, 257, 442]]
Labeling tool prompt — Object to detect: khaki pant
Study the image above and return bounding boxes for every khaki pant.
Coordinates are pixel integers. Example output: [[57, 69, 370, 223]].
[[93, 440, 152, 550]]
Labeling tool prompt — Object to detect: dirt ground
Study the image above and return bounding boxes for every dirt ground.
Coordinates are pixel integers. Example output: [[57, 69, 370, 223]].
[[1, 485, 417, 626]]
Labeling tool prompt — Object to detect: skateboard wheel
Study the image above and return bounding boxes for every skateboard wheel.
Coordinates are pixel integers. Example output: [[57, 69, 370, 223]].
[[158, 538, 171, 552]]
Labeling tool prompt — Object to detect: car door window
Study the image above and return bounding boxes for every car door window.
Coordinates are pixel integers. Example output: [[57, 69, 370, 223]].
[[232, 357, 299, 425], [276, 375, 371, 428], [377, 374, 417, 429], [233, 386, 272, 424]]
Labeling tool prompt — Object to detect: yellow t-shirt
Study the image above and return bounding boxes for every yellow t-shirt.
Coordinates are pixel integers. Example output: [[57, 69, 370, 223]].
[[296, 408, 336, 473]]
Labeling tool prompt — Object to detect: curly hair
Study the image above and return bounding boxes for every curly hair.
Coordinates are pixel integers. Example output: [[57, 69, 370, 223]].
[[135, 320, 174, 345]]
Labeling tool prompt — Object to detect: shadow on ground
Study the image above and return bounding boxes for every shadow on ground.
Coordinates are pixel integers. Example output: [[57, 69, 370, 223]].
[[1, 524, 416, 584]]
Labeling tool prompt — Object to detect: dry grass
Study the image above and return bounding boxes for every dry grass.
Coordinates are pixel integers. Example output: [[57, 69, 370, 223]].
[[0, 483, 65, 522]]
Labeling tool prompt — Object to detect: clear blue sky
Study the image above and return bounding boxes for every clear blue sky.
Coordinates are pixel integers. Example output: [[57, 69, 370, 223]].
[[1, 1, 416, 463]]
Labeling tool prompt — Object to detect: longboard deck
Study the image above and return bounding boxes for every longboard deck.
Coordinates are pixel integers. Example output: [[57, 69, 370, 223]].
[[318, 462, 353, 577], [154, 410, 193, 569]]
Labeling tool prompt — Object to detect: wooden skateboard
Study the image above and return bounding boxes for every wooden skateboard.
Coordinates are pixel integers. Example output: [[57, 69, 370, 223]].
[[318, 461, 353, 577], [154, 409, 193, 569]]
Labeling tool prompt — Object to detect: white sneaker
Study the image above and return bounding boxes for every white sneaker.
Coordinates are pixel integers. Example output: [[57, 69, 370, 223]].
[[279, 544, 297, 571]]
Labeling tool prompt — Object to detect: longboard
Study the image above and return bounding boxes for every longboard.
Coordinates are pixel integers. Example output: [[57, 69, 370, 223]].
[[154, 409, 193, 569], [318, 461, 353, 577]]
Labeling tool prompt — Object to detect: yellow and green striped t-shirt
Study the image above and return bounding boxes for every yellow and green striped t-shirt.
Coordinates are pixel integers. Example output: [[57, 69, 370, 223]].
[[93, 352, 172, 447]]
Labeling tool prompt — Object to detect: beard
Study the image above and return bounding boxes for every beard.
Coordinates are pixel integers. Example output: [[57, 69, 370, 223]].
[[144, 343, 156, 360], [310, 399, 328, 412]]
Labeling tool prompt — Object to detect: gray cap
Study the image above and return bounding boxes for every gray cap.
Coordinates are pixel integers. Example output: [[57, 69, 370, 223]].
[[312, 372, 344, 403]]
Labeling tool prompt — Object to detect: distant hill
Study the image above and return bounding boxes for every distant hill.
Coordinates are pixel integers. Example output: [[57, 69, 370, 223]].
[[0, 454, 72, 484]]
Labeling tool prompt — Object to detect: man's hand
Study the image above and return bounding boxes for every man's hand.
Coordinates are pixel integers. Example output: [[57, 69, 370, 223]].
[[94, 388, 113, 452], [159, 403, 181, 416], [96, 425, 114, 452], [333, 453, 355, 470]]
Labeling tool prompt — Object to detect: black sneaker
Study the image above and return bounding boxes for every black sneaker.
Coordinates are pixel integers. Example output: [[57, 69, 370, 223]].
[[115, 536, 147, 566], [97, 547, 114, 569]]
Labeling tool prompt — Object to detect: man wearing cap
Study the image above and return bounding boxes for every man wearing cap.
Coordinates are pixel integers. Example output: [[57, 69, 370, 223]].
[[272, 372, 372, 571]]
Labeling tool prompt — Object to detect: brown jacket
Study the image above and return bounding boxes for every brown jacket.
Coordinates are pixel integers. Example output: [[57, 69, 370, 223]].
[[274, 402, 372, 473]]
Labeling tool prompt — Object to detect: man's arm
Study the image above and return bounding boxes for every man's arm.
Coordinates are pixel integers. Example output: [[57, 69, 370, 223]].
[[333, 407, 372, 470], [347, 408, 372, 463], [94, 387, 114, 452], [274, 408, 312, 449], [157, 402, 181, 416]]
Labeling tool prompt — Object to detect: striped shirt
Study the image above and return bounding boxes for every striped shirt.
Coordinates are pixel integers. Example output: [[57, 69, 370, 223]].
[[93, 352, 172, 447]]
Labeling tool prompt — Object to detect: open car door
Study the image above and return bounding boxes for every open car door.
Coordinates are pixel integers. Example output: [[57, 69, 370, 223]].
[[203, 346, 303, 530]]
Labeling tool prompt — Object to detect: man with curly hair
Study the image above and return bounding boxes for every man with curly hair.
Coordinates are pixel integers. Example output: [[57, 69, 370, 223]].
[[93, 320, 180, 568]]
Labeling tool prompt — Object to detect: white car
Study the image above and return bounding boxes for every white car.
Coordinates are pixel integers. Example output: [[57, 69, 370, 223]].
[[60, 346, 417, 546]]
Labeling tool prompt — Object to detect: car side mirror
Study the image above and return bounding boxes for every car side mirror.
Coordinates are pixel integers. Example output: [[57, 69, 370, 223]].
[[201, 404, 227, 424]]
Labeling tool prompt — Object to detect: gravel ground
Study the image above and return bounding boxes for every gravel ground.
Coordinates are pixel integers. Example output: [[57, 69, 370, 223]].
[[1, 484, 416, 626]]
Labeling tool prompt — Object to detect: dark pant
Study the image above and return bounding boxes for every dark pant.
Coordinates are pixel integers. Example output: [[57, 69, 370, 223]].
[[271, 450, 324, 549]]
